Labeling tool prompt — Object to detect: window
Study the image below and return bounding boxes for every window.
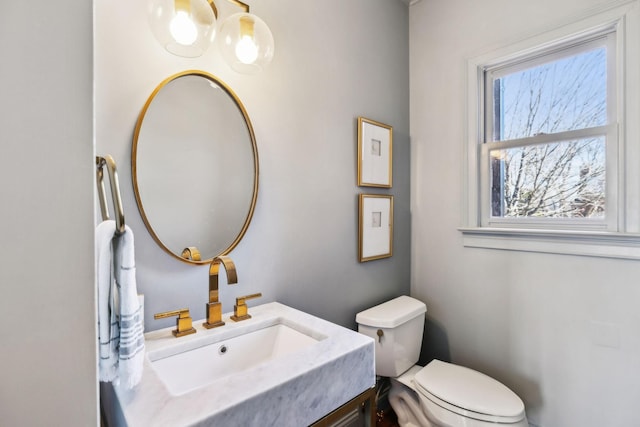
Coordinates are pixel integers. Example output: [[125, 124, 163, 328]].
[[462, 2, 640, 259], [483, 33, 616, 230]]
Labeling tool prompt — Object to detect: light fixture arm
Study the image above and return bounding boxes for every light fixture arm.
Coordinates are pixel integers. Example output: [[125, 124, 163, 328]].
[[208, 0, 250, 19], [227, 0, 250, 13], [207, 0, 218, 18]]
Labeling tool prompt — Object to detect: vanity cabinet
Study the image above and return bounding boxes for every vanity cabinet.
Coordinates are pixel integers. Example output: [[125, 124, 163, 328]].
[[311, 387, 376, 427]]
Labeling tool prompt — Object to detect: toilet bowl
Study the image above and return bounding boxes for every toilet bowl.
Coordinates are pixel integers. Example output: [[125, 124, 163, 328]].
[[356, 296, 528, 427], [391, 362, 528, 427]]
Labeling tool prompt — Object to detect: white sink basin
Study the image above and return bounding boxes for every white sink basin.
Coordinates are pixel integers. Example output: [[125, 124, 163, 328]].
[[149, 322, 321, 395]]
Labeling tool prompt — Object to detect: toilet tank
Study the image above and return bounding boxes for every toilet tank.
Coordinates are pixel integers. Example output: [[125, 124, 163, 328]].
[[356, 296, 426, 377]]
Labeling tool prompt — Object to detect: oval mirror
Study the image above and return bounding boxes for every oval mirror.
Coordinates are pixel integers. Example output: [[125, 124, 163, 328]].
[[132, 70, 258, 264]]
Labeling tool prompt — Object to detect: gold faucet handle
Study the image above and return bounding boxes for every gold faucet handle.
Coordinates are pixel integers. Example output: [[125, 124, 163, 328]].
[[231, 293, 263, 322], [154, 308, 197, 337]]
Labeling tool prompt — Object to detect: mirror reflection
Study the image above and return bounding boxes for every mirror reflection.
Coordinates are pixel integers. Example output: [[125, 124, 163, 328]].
[[133, 70, 258, 264]]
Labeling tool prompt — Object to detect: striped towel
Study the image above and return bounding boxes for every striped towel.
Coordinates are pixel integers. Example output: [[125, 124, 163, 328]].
[[96, 220, 145, 389]]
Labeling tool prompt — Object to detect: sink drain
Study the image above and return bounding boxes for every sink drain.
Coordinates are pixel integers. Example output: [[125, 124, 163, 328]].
[[218, 344, 228, 355]]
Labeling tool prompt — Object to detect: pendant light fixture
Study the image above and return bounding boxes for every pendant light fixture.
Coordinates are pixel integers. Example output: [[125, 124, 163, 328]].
[[148, 0, 218, 58], [148, 0, 274, 74], [217, 10, 274, 74]]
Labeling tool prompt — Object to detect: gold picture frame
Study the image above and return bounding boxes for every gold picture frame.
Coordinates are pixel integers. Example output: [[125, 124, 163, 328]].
[[358, 194, 393, 262], [357, 117, 393, 188]]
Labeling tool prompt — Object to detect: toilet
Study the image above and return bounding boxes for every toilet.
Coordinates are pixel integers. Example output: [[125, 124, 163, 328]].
[[356, 296, 528, 427]]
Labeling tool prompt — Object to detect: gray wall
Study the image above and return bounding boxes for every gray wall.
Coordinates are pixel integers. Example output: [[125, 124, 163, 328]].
[[95, 0, 411, 333], [410, 1, 640, 426], [0, 0, 97, 425]]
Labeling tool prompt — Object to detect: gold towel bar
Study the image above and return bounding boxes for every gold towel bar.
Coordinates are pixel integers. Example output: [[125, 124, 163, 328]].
[[96, 155, 125, 235]]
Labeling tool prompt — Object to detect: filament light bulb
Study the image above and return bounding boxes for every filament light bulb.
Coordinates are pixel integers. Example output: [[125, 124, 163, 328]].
[[235, 35, 258, 64], [170, 11, 197, 45]]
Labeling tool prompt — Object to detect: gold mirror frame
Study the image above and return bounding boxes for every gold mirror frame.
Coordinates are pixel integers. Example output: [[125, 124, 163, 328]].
[[132, 70, 259, 264]]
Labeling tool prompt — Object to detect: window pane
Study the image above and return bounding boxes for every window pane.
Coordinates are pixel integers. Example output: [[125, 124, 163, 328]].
[[493, 47, 607, 141], [490, 137, 605, 218]]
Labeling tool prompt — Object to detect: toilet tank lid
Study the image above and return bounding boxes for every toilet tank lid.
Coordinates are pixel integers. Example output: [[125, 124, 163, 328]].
[[356, 296, 426, 328]]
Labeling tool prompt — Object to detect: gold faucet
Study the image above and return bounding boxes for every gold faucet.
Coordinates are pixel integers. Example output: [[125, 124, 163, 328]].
[[154, 308, 197, 337], [231, 293, 262, 321], [203, 255, 237, 329]]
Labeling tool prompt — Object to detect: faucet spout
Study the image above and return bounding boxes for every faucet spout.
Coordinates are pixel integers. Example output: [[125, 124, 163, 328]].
[[203, 255, 238, 329], [208, 255, 238, 303]]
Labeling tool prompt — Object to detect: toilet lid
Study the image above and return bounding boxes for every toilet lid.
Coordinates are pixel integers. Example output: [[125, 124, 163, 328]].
[[414, 360, 525, 423]]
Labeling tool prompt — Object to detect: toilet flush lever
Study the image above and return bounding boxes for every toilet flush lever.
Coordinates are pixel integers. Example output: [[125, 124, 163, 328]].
[[377, 329, 384, 343]]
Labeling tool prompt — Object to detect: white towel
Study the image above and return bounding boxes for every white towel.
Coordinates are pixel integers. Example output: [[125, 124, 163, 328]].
[[96, 220, 145, 389], [97, 220, 118, 382]]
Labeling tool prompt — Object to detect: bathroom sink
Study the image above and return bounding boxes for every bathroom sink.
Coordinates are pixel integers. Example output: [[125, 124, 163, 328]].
[[104, 302, 375, 427], [149, 322, 322, 395]]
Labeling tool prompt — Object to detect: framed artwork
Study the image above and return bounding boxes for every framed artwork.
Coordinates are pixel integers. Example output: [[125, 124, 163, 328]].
[[357, 117, 393, 188], [358, 194, 393, 262]]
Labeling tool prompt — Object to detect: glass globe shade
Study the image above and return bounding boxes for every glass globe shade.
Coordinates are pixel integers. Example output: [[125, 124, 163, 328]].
[[148, 0, 217, 58], [218, 12, 275, 74]]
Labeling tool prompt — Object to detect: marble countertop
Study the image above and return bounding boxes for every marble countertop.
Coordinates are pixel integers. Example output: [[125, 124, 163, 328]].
[[104, 302, 375, 427]]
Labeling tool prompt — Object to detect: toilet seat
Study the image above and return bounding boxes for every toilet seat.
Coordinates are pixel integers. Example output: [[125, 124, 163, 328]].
[[413, 360, 526, 424]]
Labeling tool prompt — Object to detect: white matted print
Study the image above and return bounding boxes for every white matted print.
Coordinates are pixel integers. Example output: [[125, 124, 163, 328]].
[[357, 117, 392, 188], [359, 194, 393, 262]]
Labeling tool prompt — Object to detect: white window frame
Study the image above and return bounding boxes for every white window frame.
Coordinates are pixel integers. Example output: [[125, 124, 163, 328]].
[[461, 1, 640, 259], [482, 33, 617, 231]]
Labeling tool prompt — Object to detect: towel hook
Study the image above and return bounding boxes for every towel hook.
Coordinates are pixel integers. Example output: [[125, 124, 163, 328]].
[[96, 155, 125, 235]]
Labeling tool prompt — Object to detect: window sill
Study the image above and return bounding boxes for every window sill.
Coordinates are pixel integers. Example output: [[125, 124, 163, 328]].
[[459, 227, 640, 260]]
